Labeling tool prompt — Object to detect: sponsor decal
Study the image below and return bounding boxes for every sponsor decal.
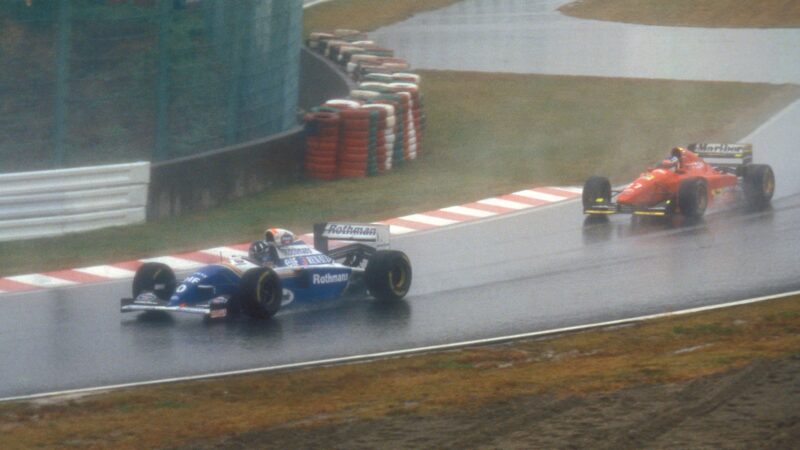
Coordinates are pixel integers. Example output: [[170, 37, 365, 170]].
[[281, 289, 295, 306], [209, 309, 227, 319], [312, 272, 349, 285], [277, 245, 315, 258], [693, 143, 751, 154], [322, 223, 379, 241], [301, 255, 333, 265], [282, 257, 299, 267], [135, 292, 159, 305]]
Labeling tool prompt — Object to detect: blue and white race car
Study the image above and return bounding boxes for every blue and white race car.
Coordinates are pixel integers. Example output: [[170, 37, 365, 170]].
[[120, 223, 412, 320]]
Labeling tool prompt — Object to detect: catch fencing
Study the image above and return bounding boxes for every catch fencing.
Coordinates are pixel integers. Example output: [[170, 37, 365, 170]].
[[0, 0, 302, 172]]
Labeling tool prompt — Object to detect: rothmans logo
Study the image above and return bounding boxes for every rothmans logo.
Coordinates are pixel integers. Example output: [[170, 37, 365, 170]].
[[313, 273, 349, 285], [323, 223, 379, 240]]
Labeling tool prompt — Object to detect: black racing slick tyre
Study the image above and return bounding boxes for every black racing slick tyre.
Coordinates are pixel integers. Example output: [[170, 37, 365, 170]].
[[678, 178, 708, 219], [582, 176, 611, 210], [239, 267, 282, 319], [743, 164, 775, 210], [132, 262, 176, 301], [365, 250, 412, 301]]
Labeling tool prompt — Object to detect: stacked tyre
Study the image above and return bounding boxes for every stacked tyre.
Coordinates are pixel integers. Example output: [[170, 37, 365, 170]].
[[304, 111, 340, 180], [339, 108, 380, 178], [389, 83, 425, 158], [371, 95, 406, 167], [362, 104, 396, 172]]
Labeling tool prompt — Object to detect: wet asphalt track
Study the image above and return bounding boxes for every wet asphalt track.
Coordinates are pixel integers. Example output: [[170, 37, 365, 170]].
[[2, 0, 800, 399], [2, 188, 800, 399]]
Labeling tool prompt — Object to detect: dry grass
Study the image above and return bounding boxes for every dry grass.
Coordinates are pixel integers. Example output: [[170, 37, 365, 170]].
[[561, 0, 800, 28], [303, 0, 462, 37], [1, 295, 798, 449]]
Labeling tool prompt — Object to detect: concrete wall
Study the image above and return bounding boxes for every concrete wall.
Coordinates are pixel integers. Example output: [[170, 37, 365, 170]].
[[147, 47, 352, 220]]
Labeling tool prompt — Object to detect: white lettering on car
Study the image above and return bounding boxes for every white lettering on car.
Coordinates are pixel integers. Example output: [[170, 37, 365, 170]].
[[312, 273, 349, 285], [323, 224, 379, 240]]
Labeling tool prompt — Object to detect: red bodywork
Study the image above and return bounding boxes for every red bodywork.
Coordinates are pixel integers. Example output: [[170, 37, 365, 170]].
[[617, 150, 737, 209]]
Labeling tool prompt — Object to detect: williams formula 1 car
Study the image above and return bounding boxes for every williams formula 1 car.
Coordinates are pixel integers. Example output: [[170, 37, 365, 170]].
[[583, 143, 774, 219], [120, 223, 412, 320]]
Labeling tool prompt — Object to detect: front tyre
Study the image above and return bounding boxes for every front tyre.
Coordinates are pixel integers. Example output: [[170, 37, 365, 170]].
[[582, 176, 611, 211], [365, 250, 412, 301], [132, 262, 176, 300], [678, 178, 708, 219], [743, 164, 775, 210], [239, 267, 282, 319]]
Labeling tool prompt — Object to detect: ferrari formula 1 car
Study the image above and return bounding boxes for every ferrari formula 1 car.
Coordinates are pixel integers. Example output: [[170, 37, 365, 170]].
[[120, 223, 412, 320], [583, 143, 775, 219]]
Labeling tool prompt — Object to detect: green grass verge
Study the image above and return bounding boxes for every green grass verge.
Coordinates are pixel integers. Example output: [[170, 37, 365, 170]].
[[1, 295, 797, 449], [2, 73, 798, 277], [560, 0, 800, 28]]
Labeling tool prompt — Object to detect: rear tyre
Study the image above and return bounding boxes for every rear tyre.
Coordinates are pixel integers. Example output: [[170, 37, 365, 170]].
[[365, 250, 412, 301], [678, 178, 708, 218], [743, 164, 775, 210], [582, 176, 611, 210], [239, 267, 282, 319], [132, 262, 176, 301]]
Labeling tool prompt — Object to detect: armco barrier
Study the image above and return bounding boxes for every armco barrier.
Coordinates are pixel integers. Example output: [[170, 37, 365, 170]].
[[0, 162, 149, 241]]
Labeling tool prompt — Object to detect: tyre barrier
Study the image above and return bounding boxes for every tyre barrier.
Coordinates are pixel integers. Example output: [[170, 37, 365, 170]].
[[304, 111, 341, 181], [303, 29, 428, 181]]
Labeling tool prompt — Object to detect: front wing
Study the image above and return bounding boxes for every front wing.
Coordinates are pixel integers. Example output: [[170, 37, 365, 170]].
[[584, 201, 671, 217], [121, 292, 230, 319]]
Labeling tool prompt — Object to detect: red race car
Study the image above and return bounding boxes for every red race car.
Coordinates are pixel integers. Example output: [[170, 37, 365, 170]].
[[583, 143, 775, 219]]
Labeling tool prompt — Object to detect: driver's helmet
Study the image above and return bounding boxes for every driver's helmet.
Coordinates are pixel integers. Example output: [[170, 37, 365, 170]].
[[660, 156, 680, 172], [264, 228, 296, 247], [248, 240, 270, 262], [660, 147, 685, 172]]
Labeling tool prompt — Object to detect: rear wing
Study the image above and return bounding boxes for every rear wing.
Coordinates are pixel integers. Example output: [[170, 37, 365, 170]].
[[688, 143, 752, 168], [313, 222, 390, 253]]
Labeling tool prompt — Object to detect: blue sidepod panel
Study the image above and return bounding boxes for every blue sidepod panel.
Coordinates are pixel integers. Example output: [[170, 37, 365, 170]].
[[169, 264, 241, 307], [279, 266, 352, 307]]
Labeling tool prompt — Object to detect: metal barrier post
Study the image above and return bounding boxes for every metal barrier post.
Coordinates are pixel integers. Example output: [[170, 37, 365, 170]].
[[53, 0, 71, 167]]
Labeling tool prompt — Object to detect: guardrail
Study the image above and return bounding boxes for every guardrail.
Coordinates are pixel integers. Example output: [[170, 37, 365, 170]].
[[0, 162, 150, 242]]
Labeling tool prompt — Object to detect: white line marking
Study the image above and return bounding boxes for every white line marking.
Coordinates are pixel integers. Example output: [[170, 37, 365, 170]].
[[478, 197, 531, 210], [5, 274, 77, 288], [547, 186, 583, 194], [440, 205, 496, 218], [74, 265, 136, 279], [5, 289, 796, 403], [399, 214, 459, 227], [513, 189, 567, 202], [140, 256, 204, 271], [387, 224, 416, 235]]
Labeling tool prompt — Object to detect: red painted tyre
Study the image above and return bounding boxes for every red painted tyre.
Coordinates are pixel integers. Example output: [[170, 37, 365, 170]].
[[340, 109, 372, 119], [338, 168, 366, 178], [339, 153, 369, 164], [305, 154, 337, 166]]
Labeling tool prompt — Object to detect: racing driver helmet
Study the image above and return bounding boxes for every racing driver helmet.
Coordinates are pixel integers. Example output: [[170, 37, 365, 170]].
[[660, 147, 685, 172], [264, 228, 296, 247]]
